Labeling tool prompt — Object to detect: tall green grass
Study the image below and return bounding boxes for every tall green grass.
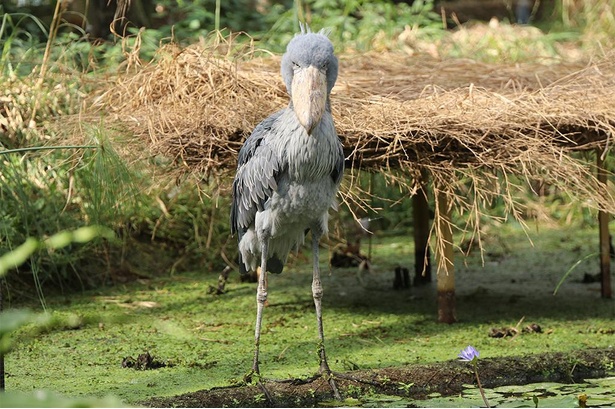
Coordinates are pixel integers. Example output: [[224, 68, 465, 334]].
[[0, 11, 164, 300], [0, 136, 136, 297], [0, 11, 48, 77], [559, 0, 615, 43]]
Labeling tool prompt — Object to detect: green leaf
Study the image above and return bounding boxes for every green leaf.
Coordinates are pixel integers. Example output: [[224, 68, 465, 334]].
[[0, 309, 33, 335], [0, 237, 39, 276]]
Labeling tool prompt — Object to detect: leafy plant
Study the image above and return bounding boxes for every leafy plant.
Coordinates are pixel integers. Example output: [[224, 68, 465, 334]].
[[0, 11, 49, 77], [397, 381, 415, 394], [260, 0, 443, 52], [0, 227, 115, 278], [555, 0, 615, 49], [0, 134, 139, 294], [0, 225, 115, 401]]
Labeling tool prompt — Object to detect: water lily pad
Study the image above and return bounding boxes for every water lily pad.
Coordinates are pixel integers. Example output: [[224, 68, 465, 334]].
[[422, 378, 615, 409], [361, 394, 413, 408]]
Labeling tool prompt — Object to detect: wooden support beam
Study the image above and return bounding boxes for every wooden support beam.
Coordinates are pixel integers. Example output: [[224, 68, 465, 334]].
[[597, 151, 612, 299], [413, 169, 432, 285], [435, 188, 457, 323]]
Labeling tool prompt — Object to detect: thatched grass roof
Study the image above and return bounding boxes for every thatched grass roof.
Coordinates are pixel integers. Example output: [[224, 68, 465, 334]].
[[90, 39, 615, 243]]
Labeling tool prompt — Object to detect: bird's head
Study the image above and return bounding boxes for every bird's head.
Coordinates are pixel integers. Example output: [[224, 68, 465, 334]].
[[281, 27, 338, 135]]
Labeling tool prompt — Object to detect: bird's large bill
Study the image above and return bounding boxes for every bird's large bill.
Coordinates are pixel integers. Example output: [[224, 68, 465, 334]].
[[291, 65, 327, 135]]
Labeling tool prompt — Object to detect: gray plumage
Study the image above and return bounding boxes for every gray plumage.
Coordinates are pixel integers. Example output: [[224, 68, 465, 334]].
[[231, 30, 344, 276], [229, 27, 344, 400]]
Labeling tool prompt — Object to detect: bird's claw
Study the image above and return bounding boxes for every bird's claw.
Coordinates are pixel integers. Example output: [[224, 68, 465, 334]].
[[326, 375, 342, 401], [256, 379, 273, 403], [319, 368, 342, 401], [244, 370, 273, 403], [243, 369, 257, 385]]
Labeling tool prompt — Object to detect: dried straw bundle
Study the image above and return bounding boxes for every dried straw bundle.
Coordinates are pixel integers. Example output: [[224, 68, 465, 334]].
[[90, 42, 615, 234], [93, 41, 284, 173]]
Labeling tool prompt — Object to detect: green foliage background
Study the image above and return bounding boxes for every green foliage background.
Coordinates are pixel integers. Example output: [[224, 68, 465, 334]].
[[0, 0, 613, 296], [0, 0, 613, 406]]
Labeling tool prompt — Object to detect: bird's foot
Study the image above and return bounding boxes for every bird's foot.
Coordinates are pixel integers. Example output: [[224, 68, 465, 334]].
[[319, 365, 342, 401], [325, 373, 342, 401], [265, 370, 342, 401], [243, 369, 257, 385], [244, 370, 273, 404], [256, 379, 273, 404]]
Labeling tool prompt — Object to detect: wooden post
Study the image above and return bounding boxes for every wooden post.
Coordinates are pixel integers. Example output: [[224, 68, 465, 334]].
[[597, 151, 612, 299], [413, 169, 432, 285], [436, 188, 457, 323]]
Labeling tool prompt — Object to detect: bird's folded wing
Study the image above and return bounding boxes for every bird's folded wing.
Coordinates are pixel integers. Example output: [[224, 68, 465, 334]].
[[231, 110, 285, 235]]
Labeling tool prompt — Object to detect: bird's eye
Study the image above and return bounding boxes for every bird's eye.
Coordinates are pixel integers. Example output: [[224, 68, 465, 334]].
[[321, 61, 329, 70], [292, 61, 300, 70]]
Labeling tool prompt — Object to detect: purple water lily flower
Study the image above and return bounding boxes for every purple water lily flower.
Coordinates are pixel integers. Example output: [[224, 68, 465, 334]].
[[458, 345, 490, 407], [458, 345, 480, 362]]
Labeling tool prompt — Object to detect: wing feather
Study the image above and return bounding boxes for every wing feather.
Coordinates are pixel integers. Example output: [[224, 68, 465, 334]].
[[331, 142, 345, 186], [231, 109, 285, 235]]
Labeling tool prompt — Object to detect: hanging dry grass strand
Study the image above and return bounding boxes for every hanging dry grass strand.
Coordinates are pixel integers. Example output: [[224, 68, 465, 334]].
[[81, 42, 615, 268]]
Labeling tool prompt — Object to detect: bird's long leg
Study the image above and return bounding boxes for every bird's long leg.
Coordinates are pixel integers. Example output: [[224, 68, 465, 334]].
[[311, 231, 342, 401], [251, 237, 272, 402]]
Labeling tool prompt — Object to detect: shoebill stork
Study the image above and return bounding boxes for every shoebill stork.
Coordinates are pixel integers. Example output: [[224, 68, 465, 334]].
[[231, 27, 344, 399]]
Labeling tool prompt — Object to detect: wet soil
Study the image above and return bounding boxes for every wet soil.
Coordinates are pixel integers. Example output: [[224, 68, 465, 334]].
[[142, 348, 615, 407]]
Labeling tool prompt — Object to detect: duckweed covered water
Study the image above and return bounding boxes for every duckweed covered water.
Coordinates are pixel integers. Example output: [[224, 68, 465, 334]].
[[5, 224, 615, 406], [356, 377, 615, 408]]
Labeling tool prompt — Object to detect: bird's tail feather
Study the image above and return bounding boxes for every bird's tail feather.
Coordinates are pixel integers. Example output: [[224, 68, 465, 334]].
[[238, 254, 284, 275], [267, 255, 284, 274], [237, 229, 285, 275]]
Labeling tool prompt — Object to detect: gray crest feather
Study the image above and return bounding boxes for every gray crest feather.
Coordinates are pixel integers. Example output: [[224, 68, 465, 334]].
[[318, 27, 333, 37], [297, 23, 332, 38]]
